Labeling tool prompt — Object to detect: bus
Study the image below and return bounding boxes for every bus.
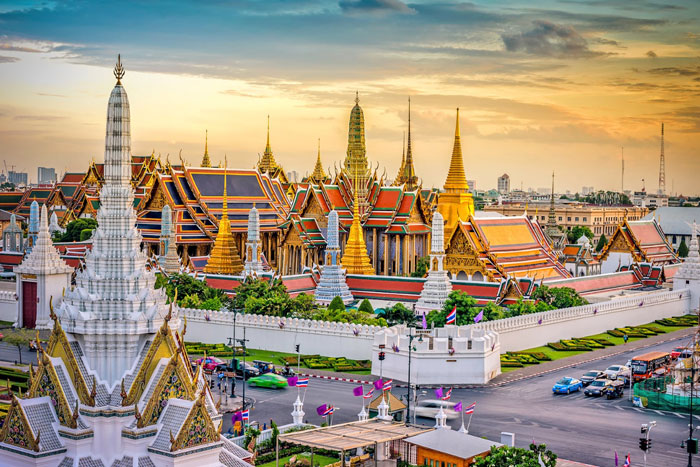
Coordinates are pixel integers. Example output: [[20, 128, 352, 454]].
[[630, 351, 671, 382]]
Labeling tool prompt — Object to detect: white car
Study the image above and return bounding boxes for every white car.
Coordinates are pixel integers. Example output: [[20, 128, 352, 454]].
[[413, 400, 459, 420], [604, 365, 630, 380]]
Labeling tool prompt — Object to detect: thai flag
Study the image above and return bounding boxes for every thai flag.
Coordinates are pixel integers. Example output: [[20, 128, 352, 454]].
[[382, 379, 393, 391], [464, 402, 476, 414], [296, 378, 309, 388], [241, 409, 250, 421], [623, 453, 630, 466], [363, 388, 375, 399], [446, 305, 457, 325], [441, 388, 452, 401], [322, 405, 335, 416]]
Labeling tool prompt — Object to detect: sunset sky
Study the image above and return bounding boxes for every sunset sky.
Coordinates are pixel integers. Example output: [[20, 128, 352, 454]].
[[0, 0, 698, 194]]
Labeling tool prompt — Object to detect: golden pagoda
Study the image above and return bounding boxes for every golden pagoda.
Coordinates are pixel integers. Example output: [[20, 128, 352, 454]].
[[204, 162, 244, 274], [345, 92, 370, 213], [341, 180, 374, 275], [201, 130, 211, 168], [400, 97, 418, 191], [309, 139, 327, 183], [437, 108, 475, 238], [258, 115, 279, 174]]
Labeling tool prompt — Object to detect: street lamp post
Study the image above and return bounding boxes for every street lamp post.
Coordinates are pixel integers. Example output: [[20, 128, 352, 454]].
[[406, 330, 418, 425], [238, 327, 249, 411]]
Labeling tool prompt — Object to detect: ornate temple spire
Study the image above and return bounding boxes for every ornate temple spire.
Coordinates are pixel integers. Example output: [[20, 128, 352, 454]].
[[315, 210, 354, 305], [545, 170, 565, 250], [344, 93, 370, 212], [114, 53, 125, 85], [416, 211, 452, 313], [394, 131, 406, 186], [243, 204, 264, 277], [204, 162, 244, 275], [258, 115, 278, 174], [443, 108, 469, 193], [341, 184, 374, 275], [201, 130, 211, 168], [402, 97, 418, 191], [310, 138, 327, 182]]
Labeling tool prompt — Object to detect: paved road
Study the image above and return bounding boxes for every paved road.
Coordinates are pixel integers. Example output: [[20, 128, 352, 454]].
[[0, 341, 37, 366], [235, 334, 697, 466]]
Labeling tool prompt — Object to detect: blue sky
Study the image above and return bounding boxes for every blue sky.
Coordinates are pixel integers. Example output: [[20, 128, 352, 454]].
[[0, 0, 698, 193]]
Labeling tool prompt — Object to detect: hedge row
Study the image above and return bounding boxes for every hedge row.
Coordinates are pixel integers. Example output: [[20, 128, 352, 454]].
[[656, 315, 697, 327], [607, 325, 666, 339], [500, 351, 552, 367], [300, 355, 370, 372]]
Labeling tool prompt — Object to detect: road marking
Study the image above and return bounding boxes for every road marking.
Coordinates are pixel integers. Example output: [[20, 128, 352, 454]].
[[633, 408, 644, 412], [615, 406, 626, 411], [654, 410, 664, 415], [676, 413, 686, 418]]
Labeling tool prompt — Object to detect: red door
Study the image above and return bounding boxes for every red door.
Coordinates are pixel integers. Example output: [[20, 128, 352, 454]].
[[22, 281, 37, 329]]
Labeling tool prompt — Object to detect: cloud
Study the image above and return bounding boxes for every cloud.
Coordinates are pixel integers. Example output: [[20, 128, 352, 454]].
[[593, 37, 624, 47], [502, 20, 607, 58], [648, 66, 700, 76], [646, 50, 657, 58], [339, 0, 415, 15], [0, 55, 19, 63]]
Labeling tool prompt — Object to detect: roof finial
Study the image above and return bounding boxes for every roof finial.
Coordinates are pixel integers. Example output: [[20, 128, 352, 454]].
[[223, 156, 228, 217], [355, 90, 359, 105], [114, 54, 125, 85], [266, 114, 270, 148]]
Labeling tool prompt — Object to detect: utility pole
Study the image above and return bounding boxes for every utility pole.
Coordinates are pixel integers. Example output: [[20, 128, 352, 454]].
[[406, 330, 414, 425], [238, 327, 249, 411]]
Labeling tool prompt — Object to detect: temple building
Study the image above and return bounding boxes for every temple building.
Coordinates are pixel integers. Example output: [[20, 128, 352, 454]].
[[256, 116, 289, 184], [306, 139, 329, 184], [444, 214, 570, 281], [0, 55, 244, 466], [597, 217, 679, 274], [560, 235, 601, 277], [437, 109, 475, 239]]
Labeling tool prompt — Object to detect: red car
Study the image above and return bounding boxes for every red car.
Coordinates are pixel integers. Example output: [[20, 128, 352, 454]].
[[195, 357, 225, 371], [671, 347, 689, 359]]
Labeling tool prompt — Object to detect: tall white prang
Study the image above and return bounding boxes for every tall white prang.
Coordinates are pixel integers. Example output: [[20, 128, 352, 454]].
[[674, 221, 700, 311], [415, 211, 452, 314], [56, 61, 176, 387], [315, 210, 354, 305], [243, 204, 265, 277]]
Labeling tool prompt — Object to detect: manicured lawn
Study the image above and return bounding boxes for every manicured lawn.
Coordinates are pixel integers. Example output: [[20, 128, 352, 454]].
[[504, 317, 695, 370], [257, 453, 338, 467]]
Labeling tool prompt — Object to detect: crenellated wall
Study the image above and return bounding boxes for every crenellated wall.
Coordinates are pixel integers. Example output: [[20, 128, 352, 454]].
[[183, 308, 384, 359], [469, 288, 691, 353], [0, 290, 16, 323]]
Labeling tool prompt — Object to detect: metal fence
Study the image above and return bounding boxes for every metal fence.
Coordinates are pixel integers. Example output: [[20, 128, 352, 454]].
[[634, 376, 700, 414]]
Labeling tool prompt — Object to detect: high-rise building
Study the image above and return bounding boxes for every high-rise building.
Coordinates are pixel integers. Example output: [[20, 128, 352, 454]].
[[38, 166, 56, 184], [497, 173, 510, 194], [8, 170, 28, 186], [467, 179, 477, 194]]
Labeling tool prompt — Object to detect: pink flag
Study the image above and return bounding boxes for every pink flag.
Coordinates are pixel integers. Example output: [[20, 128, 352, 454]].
[[453, 402, 462, 412], [287, 376, 298, 387], [434, 387, 443, 398], [374, 379, 384, 391], [422, 312, 427, 330], [316, 404, 328, 416], [473, 309, 484, 323], [353, 385, 364, 396]]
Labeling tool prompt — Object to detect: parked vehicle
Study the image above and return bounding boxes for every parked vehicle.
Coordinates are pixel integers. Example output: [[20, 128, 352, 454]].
[[580, 370, 605, 386], [279, 365, 295, 377], [253, 360, 276, 374], [630, 351, 670, 382], [414, 400, 459, 420], [584, 379, 610, 397], [605, 380, 625, 399], [671, 348, 693, 360], [603, 365, 630, 381], [552, 377, 582, 395], [248, 373, 288, 389], [195, 356, 225, 371]]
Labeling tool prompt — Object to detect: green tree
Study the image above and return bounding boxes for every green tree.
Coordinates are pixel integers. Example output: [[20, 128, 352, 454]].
[[678, 237, 689, 258], [427, 291, 478, 327], [3, 329, 34, 364], [58, 218, 98, 242], [328, 296, 346, 312], [595, 234, 608, 252], [79, 228, 94, 241], [358, 299, 374, 314], [378, 303, 416, 326], [411, 256, 429, 278], [507, 298, 552, 316], [230, 277, 286, 311], [532, 285, 587, 309], [567, 225, 594, 244], [473, 444, 557, 467]]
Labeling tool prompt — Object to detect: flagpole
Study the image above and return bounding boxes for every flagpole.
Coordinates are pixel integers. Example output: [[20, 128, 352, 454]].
[[466, 411, 474, 434]]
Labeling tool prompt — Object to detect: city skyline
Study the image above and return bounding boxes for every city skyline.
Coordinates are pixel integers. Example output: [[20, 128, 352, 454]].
[[0, 0, 699, 194]]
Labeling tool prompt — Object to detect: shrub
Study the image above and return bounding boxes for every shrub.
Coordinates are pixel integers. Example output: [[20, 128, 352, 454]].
[[328, 296, 346, 312], [547, 342, 567, 351], [607, 329, 625, 338], [591, 338, 614, 346], [521, 352, 552, 361], [358, 299, 374, 314]]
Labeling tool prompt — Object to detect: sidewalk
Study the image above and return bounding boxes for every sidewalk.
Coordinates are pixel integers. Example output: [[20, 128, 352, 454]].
[[491, 326, 696, 386]]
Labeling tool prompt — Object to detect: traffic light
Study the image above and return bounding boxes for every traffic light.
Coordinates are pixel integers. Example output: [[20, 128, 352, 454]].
[[378, 351, 386, 361], [639, 438, 648, 452], [687, 438, 698, 455], [295, 344, 300, 353]]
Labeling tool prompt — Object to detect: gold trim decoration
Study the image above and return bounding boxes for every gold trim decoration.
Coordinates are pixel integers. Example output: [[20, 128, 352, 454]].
[[138, 353, 195, 428], [170, 392, 219, 452], [0, 396, 40, 452], [28, 349, 75, 428]]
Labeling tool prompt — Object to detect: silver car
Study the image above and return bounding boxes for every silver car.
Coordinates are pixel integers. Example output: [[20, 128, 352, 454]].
[[604, 365, 630, 380], [413, 399, 459, 420]]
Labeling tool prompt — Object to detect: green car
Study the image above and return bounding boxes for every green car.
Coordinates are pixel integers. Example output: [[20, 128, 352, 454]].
[[248, 373, 288, 389]]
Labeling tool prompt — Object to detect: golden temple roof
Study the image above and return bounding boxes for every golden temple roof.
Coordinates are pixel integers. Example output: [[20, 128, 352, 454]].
[[443, 108, 469, 193], [204, 163, 244, 274], [201, 130, 211, 168], [310, 139, 327, 182], [341, 186, 374, 275], [258, 115, 279, 174], [401, 97, 418, 191], [344, 92, 369, 180]]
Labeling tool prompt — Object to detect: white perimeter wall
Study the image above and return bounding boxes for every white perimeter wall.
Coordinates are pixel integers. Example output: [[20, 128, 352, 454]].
[[183, 309, 383, 360], [0, 290, 16, 323], [468, 288, 691, 353]]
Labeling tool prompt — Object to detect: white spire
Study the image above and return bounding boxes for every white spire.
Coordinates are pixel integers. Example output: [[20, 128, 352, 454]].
[[315, 209, 353, 305], [16, 205, 73, 276], [416, 210, 452, 313], [243, 204, 264, 277]]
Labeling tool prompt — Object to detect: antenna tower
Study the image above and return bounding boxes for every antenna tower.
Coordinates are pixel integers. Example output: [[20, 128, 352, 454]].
[[658, 123, 666, 195], [621, 146, 624, 193]]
